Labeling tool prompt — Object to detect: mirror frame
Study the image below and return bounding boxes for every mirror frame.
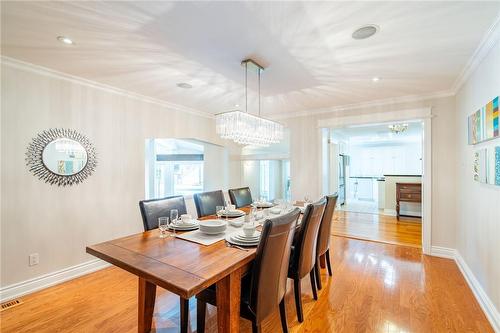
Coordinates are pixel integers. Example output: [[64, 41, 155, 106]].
[[26, 128, 97, 186]]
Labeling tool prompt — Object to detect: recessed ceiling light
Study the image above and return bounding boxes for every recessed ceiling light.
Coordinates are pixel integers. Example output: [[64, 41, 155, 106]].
[[57, 36, 74, 45], [176, 82, 192, 89], [372, 77, 380, 82], [352, 25, 379, 40], [235, 104, 240, 107]]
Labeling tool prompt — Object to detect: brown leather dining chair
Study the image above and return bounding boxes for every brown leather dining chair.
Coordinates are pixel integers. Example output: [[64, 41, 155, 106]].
[[228, 186, 253, 208], [314, 194, 338, 290], [193, 190, 226, 218], [139, 195, 187, 231], [287, 198, 326, 322], [138, 195, 190, 333], [196, 208, 301, 333]]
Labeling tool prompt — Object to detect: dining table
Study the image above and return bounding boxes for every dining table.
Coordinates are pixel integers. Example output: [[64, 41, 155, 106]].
[[86, 205, 286, 333]]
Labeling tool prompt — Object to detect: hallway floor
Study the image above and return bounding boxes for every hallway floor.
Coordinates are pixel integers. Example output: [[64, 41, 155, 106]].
[[332, 210, 422, 248]]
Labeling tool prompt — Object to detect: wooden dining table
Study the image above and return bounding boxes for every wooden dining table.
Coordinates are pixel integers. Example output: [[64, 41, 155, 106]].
[[86, 207, 257, 333]]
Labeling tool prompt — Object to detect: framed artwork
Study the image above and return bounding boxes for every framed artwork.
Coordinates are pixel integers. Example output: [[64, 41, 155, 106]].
[[474, 146, 500, 186], [496, 147, 500, 186], [468, 96, 499, 145]]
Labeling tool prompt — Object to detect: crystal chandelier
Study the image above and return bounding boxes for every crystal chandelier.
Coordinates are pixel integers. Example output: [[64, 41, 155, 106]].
[[388, 123, 409, 134], [216, 59, 284, 146]]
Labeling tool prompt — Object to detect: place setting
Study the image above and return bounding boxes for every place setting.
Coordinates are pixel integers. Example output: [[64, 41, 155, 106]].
[[168, 211, 200, 232], [225, 221, 261, 248], [252, 197, 275, 209], [217, 204, 246, 218]]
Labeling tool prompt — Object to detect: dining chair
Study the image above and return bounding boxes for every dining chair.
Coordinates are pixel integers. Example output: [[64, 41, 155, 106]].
[[139, 195, 188, 231], [138, 195, 190, 333], [193, 190, 225, 218], [228, 186, 253, 208], [196, 208, 301, 333], [314, 194, 338, 290], [287, 198, 326, 322]]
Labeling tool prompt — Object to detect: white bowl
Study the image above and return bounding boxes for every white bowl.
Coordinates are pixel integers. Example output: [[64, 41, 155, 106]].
[[199, 219, 227, 234]]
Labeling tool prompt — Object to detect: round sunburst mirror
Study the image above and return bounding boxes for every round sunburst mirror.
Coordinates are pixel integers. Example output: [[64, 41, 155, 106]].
[[26, 128, 97, 186]]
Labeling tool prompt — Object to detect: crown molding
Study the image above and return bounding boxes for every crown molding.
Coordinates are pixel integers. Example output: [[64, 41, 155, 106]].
[[269, 90, 454, 120], [0, 56, 215, 119], [451, 13, 500, 94]]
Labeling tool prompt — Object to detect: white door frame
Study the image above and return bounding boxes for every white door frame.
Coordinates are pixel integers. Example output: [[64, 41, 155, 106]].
[[317, 107, 432, 255]]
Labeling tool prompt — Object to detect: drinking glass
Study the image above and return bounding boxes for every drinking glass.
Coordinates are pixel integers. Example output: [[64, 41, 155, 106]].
[[250, 206, 258, 221], [276, 199, 283, 209], [216, 206, 224, 220], [158, 217, 169, 238], [170, 209, 179, 237]]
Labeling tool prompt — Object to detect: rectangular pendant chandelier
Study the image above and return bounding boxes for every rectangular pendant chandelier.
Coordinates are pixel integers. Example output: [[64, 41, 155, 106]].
[[216, 110, 283, 146], [215, 59, 284, 146]]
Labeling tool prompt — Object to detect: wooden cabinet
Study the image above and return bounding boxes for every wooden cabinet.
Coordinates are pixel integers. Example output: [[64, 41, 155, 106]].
[[396, 183, 421, 220]]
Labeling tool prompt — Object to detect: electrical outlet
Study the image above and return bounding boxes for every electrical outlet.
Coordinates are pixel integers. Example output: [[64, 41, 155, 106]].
[[29, 253, 39, 266]]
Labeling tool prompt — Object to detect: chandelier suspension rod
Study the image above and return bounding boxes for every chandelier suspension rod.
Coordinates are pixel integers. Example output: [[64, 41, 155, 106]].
[[245, 61, 248, 113], [258, 66, 261, 117]]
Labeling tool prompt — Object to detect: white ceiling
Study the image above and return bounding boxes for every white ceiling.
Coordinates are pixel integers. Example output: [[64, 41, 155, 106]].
[[2, 1, 499, 116]]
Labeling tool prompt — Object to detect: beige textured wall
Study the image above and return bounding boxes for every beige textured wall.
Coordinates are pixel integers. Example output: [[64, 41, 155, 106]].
[[282, 95, 457, 249], [0, 61, 241, 287], [455, 38, 500, 313]]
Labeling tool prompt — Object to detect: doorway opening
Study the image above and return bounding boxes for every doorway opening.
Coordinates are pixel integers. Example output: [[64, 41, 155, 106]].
[[323, 120, 425, 248]]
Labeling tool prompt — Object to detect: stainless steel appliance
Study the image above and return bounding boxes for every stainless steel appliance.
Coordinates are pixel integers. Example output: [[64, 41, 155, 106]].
[[338, 154, 348, 205]]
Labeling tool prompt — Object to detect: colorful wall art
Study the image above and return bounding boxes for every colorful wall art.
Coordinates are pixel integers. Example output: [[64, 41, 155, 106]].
[[474, 146, 500, 186], [496, 147, 500, 186], [468, 96, 499, 145], [473, 148, 487, 183]]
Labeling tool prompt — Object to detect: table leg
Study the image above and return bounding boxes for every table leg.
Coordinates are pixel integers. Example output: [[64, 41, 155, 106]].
[[320, 254, 326, 269], [216, 268, 242, 333], [138, 277, 156, 333]]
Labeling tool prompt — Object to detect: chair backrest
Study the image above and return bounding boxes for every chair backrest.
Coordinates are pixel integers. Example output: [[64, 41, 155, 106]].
[[228, 187, 253, 208], [317, 194, 338, 256], [139, 196, 187, 231], [292, 198, 326, 278], [193, 190, 225, 218], [250, 208, 300, 323]]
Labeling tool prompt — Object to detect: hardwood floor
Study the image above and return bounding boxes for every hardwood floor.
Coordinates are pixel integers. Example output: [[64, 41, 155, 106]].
[[332, 210, 422, 248], [1, 236, 491, 333]]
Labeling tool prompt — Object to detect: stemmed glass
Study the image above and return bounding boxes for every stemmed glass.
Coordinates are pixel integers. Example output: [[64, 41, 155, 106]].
[[216, 206, 224, 220], [250, 206, 258, 222], [170, 209, 179, 237], [158, 217, 169, 238]]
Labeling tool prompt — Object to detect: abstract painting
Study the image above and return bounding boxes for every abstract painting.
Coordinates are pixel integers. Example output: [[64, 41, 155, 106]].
[[496, 146, 500, 186], [468, 96, 499, 145], [473, 148, 488, 183]]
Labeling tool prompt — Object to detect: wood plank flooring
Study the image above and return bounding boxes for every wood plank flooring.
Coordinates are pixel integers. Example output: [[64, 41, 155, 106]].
[[1, 235, 491, 333], [332, 210, 422, 248]]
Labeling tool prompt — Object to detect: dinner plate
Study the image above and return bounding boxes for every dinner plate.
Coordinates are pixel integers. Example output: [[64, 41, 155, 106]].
[[232, 236, 260, 244], [169, 224, 199, 231], [233, 233, 261, 241], [253, 202, 274, 208], [269, 208, 282, 215], [220, 209, 245, 217], [200, 229, 226, 235], [226, 234, 259, 247]]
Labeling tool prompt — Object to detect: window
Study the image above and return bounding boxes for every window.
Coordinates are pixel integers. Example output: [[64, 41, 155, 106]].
[[146, 139, 204, 198]]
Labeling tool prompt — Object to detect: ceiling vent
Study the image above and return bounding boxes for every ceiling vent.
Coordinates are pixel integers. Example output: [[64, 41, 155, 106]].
[[352, 25, 379, 40]]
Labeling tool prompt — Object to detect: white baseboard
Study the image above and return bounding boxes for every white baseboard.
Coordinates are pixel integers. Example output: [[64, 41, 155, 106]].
[[383, 209, 396, 216], [382, 208, 422, 218], [0, 259, 110, 302], [430, 246, 456, 259], [455, 252, 500, 333]]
